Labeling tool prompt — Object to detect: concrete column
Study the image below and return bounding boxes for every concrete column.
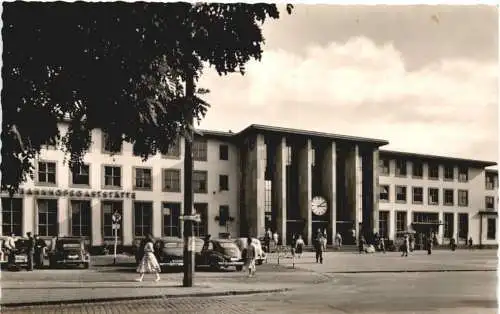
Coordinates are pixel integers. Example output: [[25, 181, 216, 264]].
[[298, 139, 312, 244], [321, 141, 336, 244], [388, 210, 395, 240], [123, 199, 133, 246], [152, 201, 162, 238], [23, 196, 35, 235], [58, 198, 69, 236], [255, 134, 266, 238], [91, 199, 102, 247], [407, 210, 412, 231], [273, 137, 287, 245], [354, 145, 363, 232], [438, 211, 444, 245], [372, 149, 380, 234]]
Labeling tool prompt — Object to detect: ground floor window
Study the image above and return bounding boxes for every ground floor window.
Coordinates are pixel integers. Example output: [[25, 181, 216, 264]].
[[134, 202, 152, 237], [487, 218, 496, 240], [413, 212, 439, 223], [37, 199, 58, 236], [443, 213, 454, 239], [102, 201, 123, 240], [458, 213, 469, 240], [71, 200, 91, 237], [1, 198, 23, 236], [163, 202, 181, 237], [395, 211, 407, 233], [193, 203, 208, 238], [378, 211, 389, 239]]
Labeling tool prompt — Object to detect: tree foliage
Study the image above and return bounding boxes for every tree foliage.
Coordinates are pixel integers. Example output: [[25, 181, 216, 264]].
[[1, 2, 293, 194]]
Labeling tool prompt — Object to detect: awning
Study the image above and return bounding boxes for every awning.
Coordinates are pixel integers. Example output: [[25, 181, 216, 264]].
[[478, 211, 498, 216]]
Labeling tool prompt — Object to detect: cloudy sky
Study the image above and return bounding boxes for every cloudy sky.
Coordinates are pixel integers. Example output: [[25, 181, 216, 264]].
[[198, 5, 498, 163]]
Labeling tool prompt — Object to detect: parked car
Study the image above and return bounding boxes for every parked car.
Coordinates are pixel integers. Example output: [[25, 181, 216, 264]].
[[196, 239, 244, 271], [234, 237, 266, 265], [0, 237, 30, 271], [156, 237, 185, 270], [48, 237, 90, 269]]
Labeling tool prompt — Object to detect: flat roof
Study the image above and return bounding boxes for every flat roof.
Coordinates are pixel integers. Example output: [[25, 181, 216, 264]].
[[380, 150, 497, 168], [237, 124, 389, 146]]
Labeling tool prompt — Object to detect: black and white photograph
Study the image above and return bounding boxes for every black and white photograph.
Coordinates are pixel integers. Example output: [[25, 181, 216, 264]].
[[0, 2, 498, 313]]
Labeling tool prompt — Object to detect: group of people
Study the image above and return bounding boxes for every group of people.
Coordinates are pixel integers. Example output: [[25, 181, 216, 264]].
[[4, 232, 47, 270]]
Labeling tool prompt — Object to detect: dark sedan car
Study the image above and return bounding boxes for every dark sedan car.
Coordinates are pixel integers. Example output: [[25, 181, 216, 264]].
[[48, 237, 90, 269], [156, 237, 184, 270], [196, 239, 244, 271]]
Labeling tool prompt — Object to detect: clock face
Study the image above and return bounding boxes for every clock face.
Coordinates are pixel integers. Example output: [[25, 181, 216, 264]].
[[311, 196, 327, 216]]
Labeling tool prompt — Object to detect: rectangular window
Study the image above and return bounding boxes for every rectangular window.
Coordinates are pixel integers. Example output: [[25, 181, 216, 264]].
[[395, 186, 407, 202], [219, 175, 229, 191], [443, 189, 454, 206], [164, 138, 181, 158], [163, 169, 181, 192], [485, 196, 495, 209], [413, 212, 439, 224], [37, 199, 58, 237], [193, 203, 208, 238], [378, 211, 389, 239], [134, 202, 152, 237], [444, 165, 454, 181], [458, 166, 468, 182], [458, 190, 469, 207], [458, 213, 469, 239], [71, 164, 90, 186], [219, 205, 230, 226], [412, 187, 423, 204], [38, 161, 56, 185], [102, 132, 122, 154], [412, 161, 423, 178], [428, 163, 439, 180], [104, 166, 121, 188], [379, 158, 390, 175], [102, 201, 123, 239], [428, 188, 439, 205], [1, 198, 23, 236], [219, 144, 229, 161], [379, 185, 390, 201], [395, 160, 407, 176], [193, 171, 208, 193], [162, 202, 181, 237], [485, 173, 496, 190], [487, 218, 496, 240], [443, 213, 454, 239], [193, 138, 208, 161], [395, 211, 407, 233], [71, 200, 91, 237], [134, 168, 152, 190]]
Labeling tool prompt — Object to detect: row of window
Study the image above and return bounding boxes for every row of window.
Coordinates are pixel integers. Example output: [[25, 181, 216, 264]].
[[379, 186, 472, 207], [1, 198, 234, 239], [37, 161, 230, 193], [379, 159, 470, 182]]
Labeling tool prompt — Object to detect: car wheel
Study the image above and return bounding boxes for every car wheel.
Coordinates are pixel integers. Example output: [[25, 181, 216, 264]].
[[84, 262, 90, 269], [210, 260, 220, 272], [256, 260, 263, 266], [236, 265, 243, 271]]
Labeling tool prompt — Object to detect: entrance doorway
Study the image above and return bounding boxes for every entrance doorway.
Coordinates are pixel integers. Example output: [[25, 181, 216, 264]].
[[336, 221, 355, 245], [412, 223, 439, 250], [286, 220, 306, 245], [312, 221, 329, 243]]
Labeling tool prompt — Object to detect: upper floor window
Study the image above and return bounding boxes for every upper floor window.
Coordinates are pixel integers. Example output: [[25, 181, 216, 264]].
[[163, 138, 181, 159], [395, 160, 407, 177], [428, 188, 439, 205], [444, 165, 454, 181], [193, 171, 208, 193], [71, 164, 90, 186], [102, 132, 122, 154], [219, 144, 229, 161], [412, 162, 423, 178], [134, 167, 152, 190], [428, 163, 439, 180], [379, 185, 390, 201], [104, 166, 121, 188], [193, 138, 207, 161], [38, 161, 57, 185], [458, 166, 468, 182], [412, 187, 423, 204], [485, 173, 496, 190], [485, 196, 495, 209], [163, 169, 181, 192], [443, 189, 454, 206], [458, 190, 468, 207], [379, 159, 390, 175], [395, 186, 407, 203], [219, 175, 229, 191]]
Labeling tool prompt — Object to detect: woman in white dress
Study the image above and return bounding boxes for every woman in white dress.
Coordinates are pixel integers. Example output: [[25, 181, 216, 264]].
[[136, 237, 161, 282]]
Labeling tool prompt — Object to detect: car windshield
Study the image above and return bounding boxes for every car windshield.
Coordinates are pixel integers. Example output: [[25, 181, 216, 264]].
[[164, 242, 183, 248], [61, 243, 81, 249], [220, 242, 237, 249]]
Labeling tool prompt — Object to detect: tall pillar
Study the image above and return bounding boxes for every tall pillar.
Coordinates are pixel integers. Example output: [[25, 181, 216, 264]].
[[123, 199, 133, 246], [91, 199, 102, 247], [152, 201, 162, 238], [298, 139, 312, 244], [388, 210, 395, 240], [321, 141, 336, 244], [58, 198, 69, 236], [372, 149, 380, 234], [273, 137, 287, 245], [354, 145, 363, 235], [255, 134, 266, 238], [24, 196, 35, 235], [437, 211, 444, 245]]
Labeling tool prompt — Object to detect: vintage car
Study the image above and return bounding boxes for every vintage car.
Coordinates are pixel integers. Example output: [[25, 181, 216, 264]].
[[196, 239, 244, 271], [0, 237, 30, 271], [234, 237, 266, 265], [156, 237, 205, 270], [48, 237, 90, 269]]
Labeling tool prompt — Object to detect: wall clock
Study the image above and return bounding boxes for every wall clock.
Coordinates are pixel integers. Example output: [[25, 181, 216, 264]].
[[311, 196, 327, 216]]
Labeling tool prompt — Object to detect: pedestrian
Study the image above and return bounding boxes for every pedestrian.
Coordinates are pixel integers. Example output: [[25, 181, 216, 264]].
[[427, 233, 433, 255], [245, 236, 257, 277], [135, 234, 161, 282], [468, 237, 473, 249], [4, 232, 17, 265], [34, 234, 46, 269], [26, 232, 35, 271], [358, 236, 366, 254], [401, 234, 409, 257], [296, 234, 304, 258], [290, 233, 297, 263], [409, 235, 415, 252], [264, 228, 272, 253], [335, 232, 342, 250], [450, 238, 457, 251], [272, 231, 279, 252], [379, 236, 386, 253], [315, 233, 326, 264]]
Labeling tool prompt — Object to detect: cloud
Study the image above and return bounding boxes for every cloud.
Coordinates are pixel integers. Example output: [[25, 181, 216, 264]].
[[198, 36, 498, 162]]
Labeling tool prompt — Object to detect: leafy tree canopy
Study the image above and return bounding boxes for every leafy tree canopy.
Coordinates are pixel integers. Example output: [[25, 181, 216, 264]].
[[1, 2, 293, 194]]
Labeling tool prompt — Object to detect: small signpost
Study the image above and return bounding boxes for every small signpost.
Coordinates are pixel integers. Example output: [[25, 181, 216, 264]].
[[112, 211, 121, 265]]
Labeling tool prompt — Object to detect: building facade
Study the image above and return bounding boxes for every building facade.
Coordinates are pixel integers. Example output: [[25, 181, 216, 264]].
[[1, 123, 497, 248]]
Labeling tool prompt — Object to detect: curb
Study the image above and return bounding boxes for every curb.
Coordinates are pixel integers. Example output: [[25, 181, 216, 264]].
[[0, 288, 291, 308], [323, 269, 497, 274]]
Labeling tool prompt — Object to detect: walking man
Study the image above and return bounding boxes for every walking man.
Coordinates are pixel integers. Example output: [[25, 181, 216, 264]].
[[427, 233, 433, 255], [401, 234, 409, 257], [34, 234, 46, 269], [245, 236, 257, 277], [5, 232, 17, 265], [315, 232, 326, 264], [335, 232, 342, 250], [26, 232, 35, 271]]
